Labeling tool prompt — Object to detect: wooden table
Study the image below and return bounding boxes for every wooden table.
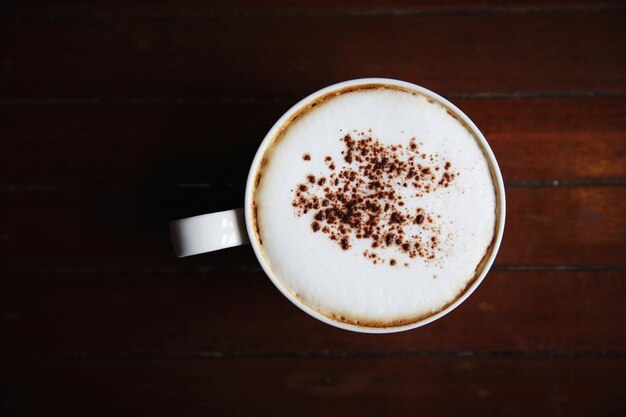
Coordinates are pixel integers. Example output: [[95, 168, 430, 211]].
[[1, 1, 625, 416]]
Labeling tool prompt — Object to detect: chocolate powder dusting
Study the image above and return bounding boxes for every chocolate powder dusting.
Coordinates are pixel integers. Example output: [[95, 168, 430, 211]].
[[292, 132, 459, 265]]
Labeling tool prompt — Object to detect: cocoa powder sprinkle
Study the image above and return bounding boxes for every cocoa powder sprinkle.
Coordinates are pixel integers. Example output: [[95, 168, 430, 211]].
[[292, 131, 458, 265]]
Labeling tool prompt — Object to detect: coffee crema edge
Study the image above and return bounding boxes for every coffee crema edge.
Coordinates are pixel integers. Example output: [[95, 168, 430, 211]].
[[250, 83, 504, 329]]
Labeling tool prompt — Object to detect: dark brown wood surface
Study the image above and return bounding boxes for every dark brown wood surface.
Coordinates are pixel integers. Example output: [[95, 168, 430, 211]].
[[2, 270, 625, 353], [3, 357, 625, 417], [1, 11, 625, 98], [1, 1, 625, 416], [2, 97, 625, 184]]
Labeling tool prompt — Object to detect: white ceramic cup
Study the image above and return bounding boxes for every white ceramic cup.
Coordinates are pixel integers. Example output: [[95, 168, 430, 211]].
[[170, 78, 506, 333]]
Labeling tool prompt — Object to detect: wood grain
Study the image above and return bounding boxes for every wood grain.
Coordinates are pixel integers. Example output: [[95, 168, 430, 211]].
[[1, 270, 625, 354], [2, 0, 624, 16], [1, 97, 625, 185], [1, 11, 624, 98], [2, 356, 625, 417], [1, 2, 625, 415], [0, 186, 623, 269]]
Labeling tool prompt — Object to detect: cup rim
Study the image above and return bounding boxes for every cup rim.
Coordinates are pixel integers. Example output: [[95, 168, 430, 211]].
[[244, 78, 506, 333]]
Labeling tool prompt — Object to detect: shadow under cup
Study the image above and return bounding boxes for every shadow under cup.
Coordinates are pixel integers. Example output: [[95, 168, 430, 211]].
[[246, 78, 505, 333]]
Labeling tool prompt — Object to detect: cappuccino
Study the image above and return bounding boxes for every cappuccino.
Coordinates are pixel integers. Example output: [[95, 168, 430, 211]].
[[252, 84, 499, 328]]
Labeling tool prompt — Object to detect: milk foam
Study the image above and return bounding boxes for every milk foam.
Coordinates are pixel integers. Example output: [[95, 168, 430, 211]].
[[254, 87, 496, 325]]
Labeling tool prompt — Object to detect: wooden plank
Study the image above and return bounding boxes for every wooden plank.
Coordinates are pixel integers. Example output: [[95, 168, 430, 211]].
[[1, 0, 623, 16], [1, 271, 625, 353], [1, 97, 625, 185], [502, 186, 626, 265], [0, 186, 623, 268], [1, 12, 624, 98], [2, 356, 625, 417]]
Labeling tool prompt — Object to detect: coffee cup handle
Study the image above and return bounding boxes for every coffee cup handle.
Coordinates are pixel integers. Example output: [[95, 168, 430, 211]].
[[169, 208, 250, 258]]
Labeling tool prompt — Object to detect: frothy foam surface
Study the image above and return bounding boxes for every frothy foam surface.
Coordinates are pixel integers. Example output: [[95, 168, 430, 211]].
[[254, 86, 497, 327]]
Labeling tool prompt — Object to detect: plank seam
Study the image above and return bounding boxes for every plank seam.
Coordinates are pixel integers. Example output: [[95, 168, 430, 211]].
[[2, 350, 625, 359], [1, 180, 625, 191], [1, 91, 626, 105], [1, 265, 625, 275], [1, 4, 625, 21]]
